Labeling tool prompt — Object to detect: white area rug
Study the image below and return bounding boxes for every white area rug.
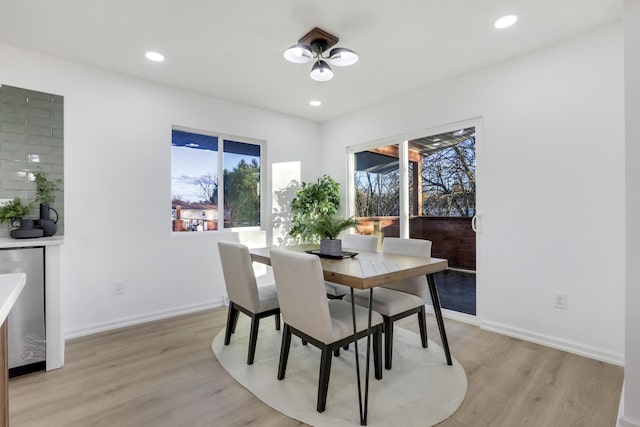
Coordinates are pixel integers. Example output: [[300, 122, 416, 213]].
[[212, 316, 467, 426]]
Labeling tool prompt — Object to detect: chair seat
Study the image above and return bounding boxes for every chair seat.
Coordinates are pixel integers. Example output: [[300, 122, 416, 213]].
[[344, 288, 424, 317], [257, 284, 279, 312], [326, 300, 383, 344], [324, 281, 351, 297]]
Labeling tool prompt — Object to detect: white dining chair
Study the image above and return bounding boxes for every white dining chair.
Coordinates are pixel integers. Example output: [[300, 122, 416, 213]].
[[344, 237, 432, 370], [270, 248, 383, 413], [218, 241, 281, 365], [325, 234, 379, 299]]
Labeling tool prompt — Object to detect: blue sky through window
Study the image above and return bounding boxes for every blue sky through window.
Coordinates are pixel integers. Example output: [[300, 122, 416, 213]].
[[171, 134, 260, 203]]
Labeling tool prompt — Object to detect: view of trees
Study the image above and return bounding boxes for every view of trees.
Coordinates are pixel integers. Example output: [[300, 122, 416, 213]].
[[355, 169, 400, 217], [223, 159, 260, 227], [421, 137, 475, 216], [189, 159, 260, 227], [355, 136, 476, 218], [195, 173, 217, 203]]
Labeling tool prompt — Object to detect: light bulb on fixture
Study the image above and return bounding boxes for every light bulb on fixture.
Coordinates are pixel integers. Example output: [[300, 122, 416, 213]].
[[284, 27, 358, 82], [329, 48, 358, 66], [283, 43, 313, 63], [310, 60, 334, 82]]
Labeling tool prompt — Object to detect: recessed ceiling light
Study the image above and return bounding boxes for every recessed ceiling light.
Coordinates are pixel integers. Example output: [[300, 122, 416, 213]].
[[433, 142, 442, 147], [145, 51, 165, 62], [309, 100, 322, 107], [453, 129, 466, 136], [432, 138, 442, 142], [494, 15, 518, 29]]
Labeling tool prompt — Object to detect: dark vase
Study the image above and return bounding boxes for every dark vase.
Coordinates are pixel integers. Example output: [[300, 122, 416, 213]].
[[38, 203, 58, 237]]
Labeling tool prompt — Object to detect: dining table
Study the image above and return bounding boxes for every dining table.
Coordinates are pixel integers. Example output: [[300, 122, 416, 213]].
[[249, 244, 452, 426]]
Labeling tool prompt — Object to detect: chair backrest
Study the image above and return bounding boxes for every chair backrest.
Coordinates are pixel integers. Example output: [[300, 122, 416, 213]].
[[381, 237, 432, 300], [342, 234, 379, 252], [270, 249, 334, 343], [217, 241, 261, 312]]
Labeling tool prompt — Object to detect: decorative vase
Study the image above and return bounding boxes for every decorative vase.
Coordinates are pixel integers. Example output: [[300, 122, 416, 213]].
[[320, 239, 342, 256], [37, 203, 58, 237]]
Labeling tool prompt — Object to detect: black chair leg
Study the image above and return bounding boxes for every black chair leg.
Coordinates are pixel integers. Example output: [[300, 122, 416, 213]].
[[384, 317, 394, 370], [231, 306, 240, 333], [247, 315, 261, 365], [275, 312, 281, 330], [302, 339, 308, 345], [333, 348, 340, 357], [317, 347, 332, 413], [277, 324, 292, 380], [373, 326, 383, 380], [224, 303, 238, 345], [418, 306, 428, 348]]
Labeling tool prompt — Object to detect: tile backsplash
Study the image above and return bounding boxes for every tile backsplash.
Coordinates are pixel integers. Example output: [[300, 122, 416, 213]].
[[0, 84, 64, 237]]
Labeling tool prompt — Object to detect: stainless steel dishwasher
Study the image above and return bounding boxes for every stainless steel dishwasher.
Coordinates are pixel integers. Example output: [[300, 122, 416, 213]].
[[0, 247, 46, 377]]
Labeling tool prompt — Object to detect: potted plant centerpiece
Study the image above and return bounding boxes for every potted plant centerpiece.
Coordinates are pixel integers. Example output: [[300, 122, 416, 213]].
[[307, 214, 360, 255], [33, 169, 61, 237], [289, 175, 359, 255]]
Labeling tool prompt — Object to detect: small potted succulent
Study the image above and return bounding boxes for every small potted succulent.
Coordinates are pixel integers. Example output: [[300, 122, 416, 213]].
[[0, 197, 35, 236]]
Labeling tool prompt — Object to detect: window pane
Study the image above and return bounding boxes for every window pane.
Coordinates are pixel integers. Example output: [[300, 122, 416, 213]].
[[354, 145, 400, 238], [171, 131, 219, 232], [223, 140, 261, 228]]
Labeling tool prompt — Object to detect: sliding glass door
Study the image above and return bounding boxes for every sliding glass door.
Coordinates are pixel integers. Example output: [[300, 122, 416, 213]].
[[347, 124, 478, 317]]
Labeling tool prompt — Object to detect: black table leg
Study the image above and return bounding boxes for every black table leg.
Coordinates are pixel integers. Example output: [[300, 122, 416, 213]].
[[350, 288, 373, 425], [427, 273, 453, 366]]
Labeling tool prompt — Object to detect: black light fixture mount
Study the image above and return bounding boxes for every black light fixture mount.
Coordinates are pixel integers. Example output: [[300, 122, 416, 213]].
[[284, 27, 358, 82]]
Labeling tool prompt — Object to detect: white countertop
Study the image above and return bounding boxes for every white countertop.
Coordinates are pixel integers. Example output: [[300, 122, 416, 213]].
[[0, 235, 63, 249], [0, 273, 26, 324]]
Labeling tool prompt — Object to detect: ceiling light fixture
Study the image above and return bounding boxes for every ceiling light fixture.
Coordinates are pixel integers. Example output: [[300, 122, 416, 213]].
[[494, 15, 518, 29], [309, 100, 322, 107], [145, 51, 165, 62], [284, 27, 358, 82]]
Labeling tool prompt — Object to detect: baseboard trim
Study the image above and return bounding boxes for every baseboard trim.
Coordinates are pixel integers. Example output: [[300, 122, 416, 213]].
[[64, 299, 224, 340], [482, 320, 624, 366], [424, 305, 481, 326], [620, 415, 640, 427]]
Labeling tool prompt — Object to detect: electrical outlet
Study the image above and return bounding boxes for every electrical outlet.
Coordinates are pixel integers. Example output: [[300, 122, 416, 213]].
[[553, 292, 568, 309], [114, 281, 125, 295], [0, 199, 12, 207]]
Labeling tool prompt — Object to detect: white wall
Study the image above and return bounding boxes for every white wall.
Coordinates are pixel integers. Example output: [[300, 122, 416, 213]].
[[623, 1, 640, 424], [321, 23, 625, 364], [0, 44, 322, 337]]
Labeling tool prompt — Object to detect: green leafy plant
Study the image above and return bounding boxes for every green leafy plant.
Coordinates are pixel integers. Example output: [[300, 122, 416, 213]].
[[0, 197, 33, 225], [289, 175, 356, 243], [304, 214, 360, 240], [33, 169, 62, 205]]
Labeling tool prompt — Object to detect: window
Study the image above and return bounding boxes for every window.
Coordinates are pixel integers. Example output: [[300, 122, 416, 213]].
[[171, 128, 263, 232]]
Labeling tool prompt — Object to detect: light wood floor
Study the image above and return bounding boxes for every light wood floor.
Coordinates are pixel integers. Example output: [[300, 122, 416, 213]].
[[9, 308, 623, 427]]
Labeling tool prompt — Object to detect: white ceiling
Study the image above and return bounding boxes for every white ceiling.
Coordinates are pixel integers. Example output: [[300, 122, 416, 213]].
[[0, 0, 621, 122]]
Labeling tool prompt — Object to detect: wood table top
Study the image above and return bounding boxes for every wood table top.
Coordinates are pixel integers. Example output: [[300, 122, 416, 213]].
[[249, 245, 448, 290]]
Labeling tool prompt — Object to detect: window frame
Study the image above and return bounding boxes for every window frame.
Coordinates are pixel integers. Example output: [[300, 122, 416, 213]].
[[171, 125, 266, 234]]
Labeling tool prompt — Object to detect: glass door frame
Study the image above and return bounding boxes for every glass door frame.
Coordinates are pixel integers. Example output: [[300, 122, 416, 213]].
[[346, 118, 484, 323]]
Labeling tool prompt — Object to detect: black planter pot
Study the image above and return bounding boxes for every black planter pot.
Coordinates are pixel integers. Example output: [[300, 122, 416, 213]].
[[9, 218, 44, 239]]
